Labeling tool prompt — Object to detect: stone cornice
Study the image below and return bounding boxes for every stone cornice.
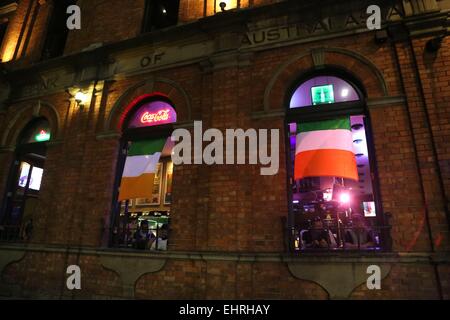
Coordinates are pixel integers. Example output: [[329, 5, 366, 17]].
[[0, 2, 18, 16], [1, 243, 449, 264], [1, 0, 448, 103]]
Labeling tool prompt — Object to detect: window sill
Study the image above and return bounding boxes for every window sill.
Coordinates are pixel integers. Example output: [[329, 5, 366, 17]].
[[0, 242, 444, 263]]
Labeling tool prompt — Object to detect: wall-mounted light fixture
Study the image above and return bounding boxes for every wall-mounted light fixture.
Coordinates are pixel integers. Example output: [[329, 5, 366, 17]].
[[74, 90, 88, 108], [214, 0, 239, 13]]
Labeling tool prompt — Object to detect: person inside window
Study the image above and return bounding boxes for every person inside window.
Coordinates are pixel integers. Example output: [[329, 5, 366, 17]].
[[345, 214, 374, 249], [133, 220, 155, 250], [309, 216, 330, 248], [151, 223, 168, 251]]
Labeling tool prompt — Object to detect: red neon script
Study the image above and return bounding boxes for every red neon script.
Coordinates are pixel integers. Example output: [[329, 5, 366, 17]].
[[140, 109, 170, 124]]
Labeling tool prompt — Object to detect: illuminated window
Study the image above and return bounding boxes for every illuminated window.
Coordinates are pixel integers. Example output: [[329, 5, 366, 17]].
[[214, 0, 239, 13], [290, 76, 360, 108], [109, 96, 176, 251], [142, 0, 180, 33], [286, 73, 389, 252], [0, 118, 50, 242]]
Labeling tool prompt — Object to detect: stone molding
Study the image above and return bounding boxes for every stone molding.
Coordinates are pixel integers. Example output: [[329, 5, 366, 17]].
[[1, 244, 449, 298], [287, 261, 391, 299]]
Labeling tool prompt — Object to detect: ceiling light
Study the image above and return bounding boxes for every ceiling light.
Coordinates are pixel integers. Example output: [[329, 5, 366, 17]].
[[341, 88, 349, 97], [339, 192, 350, 204]]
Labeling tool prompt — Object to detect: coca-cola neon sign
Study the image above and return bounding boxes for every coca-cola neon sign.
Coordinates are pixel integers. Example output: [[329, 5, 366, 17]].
[[140, 109, 171, 124], [128, 100, 177, 129]]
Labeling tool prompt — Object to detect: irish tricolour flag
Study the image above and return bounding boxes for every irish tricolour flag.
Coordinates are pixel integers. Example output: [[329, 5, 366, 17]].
[[294, 117, 358, 181], [118, 138, 166, 201]]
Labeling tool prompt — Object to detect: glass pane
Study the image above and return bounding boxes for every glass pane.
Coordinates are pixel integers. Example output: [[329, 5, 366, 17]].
[[29, 167, 44, 191], [135, 162, 162, 206], [290, 76, 360, 108], [290, 115, 379, 250], [18, 162, 31, 188]]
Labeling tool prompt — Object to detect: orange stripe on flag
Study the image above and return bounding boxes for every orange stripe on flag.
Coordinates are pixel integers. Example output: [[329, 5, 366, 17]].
[[118, 173, 156, 201], [294, 149, 358, 181]]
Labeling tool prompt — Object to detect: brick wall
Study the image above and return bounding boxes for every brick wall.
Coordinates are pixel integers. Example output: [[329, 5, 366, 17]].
[[2, 251, 122, 299], [3, 253, 448, 299], [2, 31, 448, 251], [351, 264, 443, 299], [1, 0, 287, 64], [0, 0, 449, 300], [135, 260, 328, 299], [65, 0, 146, 54]]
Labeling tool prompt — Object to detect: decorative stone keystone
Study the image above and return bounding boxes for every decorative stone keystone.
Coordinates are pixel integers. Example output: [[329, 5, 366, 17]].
[[100, 255, 166, 299], [288, 262, 391, 299], [0, 248, 26, 280]]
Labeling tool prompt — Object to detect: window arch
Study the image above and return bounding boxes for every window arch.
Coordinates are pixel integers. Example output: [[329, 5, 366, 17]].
[[0, 117, 50, 242], [289, 75, 361, 108], [286, 71, 388, 252], [110, 95, 176, 251], [18, 118, 52, 144]]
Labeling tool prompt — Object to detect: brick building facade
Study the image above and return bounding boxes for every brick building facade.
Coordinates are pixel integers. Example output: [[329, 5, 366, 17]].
[[0, 0, 449, 299]]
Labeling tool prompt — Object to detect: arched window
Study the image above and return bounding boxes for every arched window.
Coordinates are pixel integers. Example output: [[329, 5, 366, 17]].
[[289, 75, 360, 108], [0, 118, 50, 242], [110, 95, 176, 251], [286, 72, 388, 252]]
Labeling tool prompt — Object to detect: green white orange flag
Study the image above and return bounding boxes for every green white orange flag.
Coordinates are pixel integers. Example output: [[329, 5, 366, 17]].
[[294, 117, 358, 181], [118, 138, 166, 201]]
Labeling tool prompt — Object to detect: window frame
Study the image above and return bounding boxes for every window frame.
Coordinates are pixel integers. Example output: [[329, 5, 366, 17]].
[[0, 118, 49, 238], [108, 95, 177, 249], [141, 0, 181, 34], [284, 69, 390, 252]]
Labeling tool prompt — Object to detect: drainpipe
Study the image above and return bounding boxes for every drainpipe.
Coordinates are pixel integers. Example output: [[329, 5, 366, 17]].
[[407, 37, 450, 235], [392, 38, 444, 300], [407, 36, 448, 301], [391, 40, 435, 252]]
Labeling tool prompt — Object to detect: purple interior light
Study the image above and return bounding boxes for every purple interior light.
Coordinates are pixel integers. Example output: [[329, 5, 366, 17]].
[[290, 76, 360, 108]]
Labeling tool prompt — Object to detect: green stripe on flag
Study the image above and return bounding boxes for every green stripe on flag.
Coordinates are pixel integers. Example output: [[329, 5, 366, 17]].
[[297, 117, 351, 133], [128, 138, 166, 156]]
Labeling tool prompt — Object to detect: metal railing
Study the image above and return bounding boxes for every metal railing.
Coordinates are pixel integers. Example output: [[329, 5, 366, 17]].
[[109, 224, 169, 251], [0, 225, 30, 243], [288, 225, 392, 252], [1, 221, 392, 254]]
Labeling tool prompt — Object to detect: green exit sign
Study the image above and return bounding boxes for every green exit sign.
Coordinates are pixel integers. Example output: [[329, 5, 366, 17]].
[[35, 130, 51, 142], [311, 85, 335, 105]]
